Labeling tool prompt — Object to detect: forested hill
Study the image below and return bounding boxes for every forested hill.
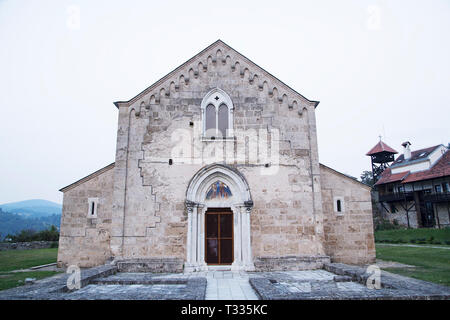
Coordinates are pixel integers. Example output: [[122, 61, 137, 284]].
[[0, 200, 62, 240]]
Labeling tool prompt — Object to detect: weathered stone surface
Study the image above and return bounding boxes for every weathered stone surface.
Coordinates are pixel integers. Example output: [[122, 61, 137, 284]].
[[254, 255, 330, 271], [115, 258, 184, 273], [2, 264, 448, 300], [250, 265, 450, 300], [320, 165, 376, 265], [57, 40, 375, 271]]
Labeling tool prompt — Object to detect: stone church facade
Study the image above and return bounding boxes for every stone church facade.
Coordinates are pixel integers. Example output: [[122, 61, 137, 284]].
[[57, 40, 375, 271]]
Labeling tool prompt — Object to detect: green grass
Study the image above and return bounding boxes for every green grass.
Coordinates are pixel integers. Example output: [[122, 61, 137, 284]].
[[375, 228, 450, 245], [376, 244, 450, 286], [0, 248, 61, 291], [0, 271, 61, 291], [0, 248, 58, 272]]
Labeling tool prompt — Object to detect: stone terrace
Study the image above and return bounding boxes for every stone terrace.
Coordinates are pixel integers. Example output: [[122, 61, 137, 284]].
[[0, 263, 449, 300]]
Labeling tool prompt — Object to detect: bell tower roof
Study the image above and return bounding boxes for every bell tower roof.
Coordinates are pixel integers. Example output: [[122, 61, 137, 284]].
[[366, 140, 398, 156]]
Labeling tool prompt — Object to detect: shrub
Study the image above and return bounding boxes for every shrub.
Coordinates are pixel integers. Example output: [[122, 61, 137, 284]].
[[417, 238, 427, 244], [375, 220, 403, 231], [9, 226, 59, 242]]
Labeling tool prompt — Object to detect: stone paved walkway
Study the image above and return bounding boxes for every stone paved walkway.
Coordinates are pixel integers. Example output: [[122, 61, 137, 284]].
[[204, 271, 259, 300], [149, 270, 259, 300]]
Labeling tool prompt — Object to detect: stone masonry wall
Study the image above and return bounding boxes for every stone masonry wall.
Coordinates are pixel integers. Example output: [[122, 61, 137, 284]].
[[320, 164, 376, 265], [59, 41, 375, 268], [57, 167, 114, 267], [383, 201, 449, 229], [110, 41, 326, 262], [384, 202, 419, 229]]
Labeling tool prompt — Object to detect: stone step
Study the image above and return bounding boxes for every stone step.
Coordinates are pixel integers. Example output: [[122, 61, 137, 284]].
[[254, 255, 331, 271], [115, 258, 184, 273], [207, 266, 232, 271]]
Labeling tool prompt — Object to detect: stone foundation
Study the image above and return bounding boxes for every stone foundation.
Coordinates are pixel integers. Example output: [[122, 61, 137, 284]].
[[115, 258, 184, 273], [254, 255, 331, 271]]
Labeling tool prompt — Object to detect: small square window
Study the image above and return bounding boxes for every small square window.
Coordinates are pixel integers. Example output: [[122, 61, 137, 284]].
[[435, 185, 442, 193]]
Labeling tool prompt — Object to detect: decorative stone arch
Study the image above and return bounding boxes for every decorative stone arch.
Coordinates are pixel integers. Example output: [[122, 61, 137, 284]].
[[200, 88, 234, 138], [185, 163, 254, 271]]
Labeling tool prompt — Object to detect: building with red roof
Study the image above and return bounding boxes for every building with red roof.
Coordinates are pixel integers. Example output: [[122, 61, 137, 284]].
[[371, 142, 450, 228]]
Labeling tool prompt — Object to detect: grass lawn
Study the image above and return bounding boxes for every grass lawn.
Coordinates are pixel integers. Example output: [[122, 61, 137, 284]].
[[376, 244, 450, 286], [0, 248, 61, 291], [0, 248, 58, 272], [375, 228, 450, 245]]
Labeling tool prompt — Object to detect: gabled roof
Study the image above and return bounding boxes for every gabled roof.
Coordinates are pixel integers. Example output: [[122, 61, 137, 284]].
[[390, 145, 441, 168], [113, 40, 319, 109], [402, 150, 450, 183], [366, 140, 398, 156], [59, 163, 115, 192], [319, 163, 372, 190], [375, 146, 450, 186]]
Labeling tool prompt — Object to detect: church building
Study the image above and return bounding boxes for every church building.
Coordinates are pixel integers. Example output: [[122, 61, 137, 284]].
[[57, 40, 375, 272]]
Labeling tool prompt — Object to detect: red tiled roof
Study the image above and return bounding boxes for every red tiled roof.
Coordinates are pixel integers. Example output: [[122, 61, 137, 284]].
[[375, 148, 450, 185], [402, 150, 450, 183], [366, 141, 398, 156], [375, 168, 410, 185]]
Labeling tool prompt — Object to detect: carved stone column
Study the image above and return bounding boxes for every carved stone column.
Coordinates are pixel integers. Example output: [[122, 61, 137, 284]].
[[231, 206, 242, 271], [186, 205, 193, 265], [198, 205, 207, 270], [243, 205, 255, 271], [185, 202, 197, 272]]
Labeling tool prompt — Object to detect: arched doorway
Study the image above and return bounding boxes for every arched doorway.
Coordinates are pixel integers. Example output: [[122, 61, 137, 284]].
[[185, 164, 254, 271]]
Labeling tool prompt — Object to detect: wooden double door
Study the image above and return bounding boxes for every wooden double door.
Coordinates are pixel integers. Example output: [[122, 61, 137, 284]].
[[205, 209, 233, 265]]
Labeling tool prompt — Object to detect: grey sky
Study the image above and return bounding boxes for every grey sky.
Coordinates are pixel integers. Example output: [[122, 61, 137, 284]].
[[0, 0, 449, 204]]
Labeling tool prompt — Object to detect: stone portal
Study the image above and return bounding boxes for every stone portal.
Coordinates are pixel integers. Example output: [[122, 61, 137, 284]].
[[185, 164, 255, 272]]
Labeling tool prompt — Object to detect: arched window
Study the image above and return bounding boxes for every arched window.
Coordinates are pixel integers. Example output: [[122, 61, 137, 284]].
[[201, 88, 234, 139], [205, 104, 216, 136], [218, 104, 229, 137], [333, 196, 344, 214]]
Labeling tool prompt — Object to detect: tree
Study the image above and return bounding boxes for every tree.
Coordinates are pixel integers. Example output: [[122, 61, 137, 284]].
[[360, 170, 375, 187]]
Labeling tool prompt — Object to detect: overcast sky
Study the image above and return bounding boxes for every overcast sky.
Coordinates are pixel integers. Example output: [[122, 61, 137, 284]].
[[0, 0, 449, 204]]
